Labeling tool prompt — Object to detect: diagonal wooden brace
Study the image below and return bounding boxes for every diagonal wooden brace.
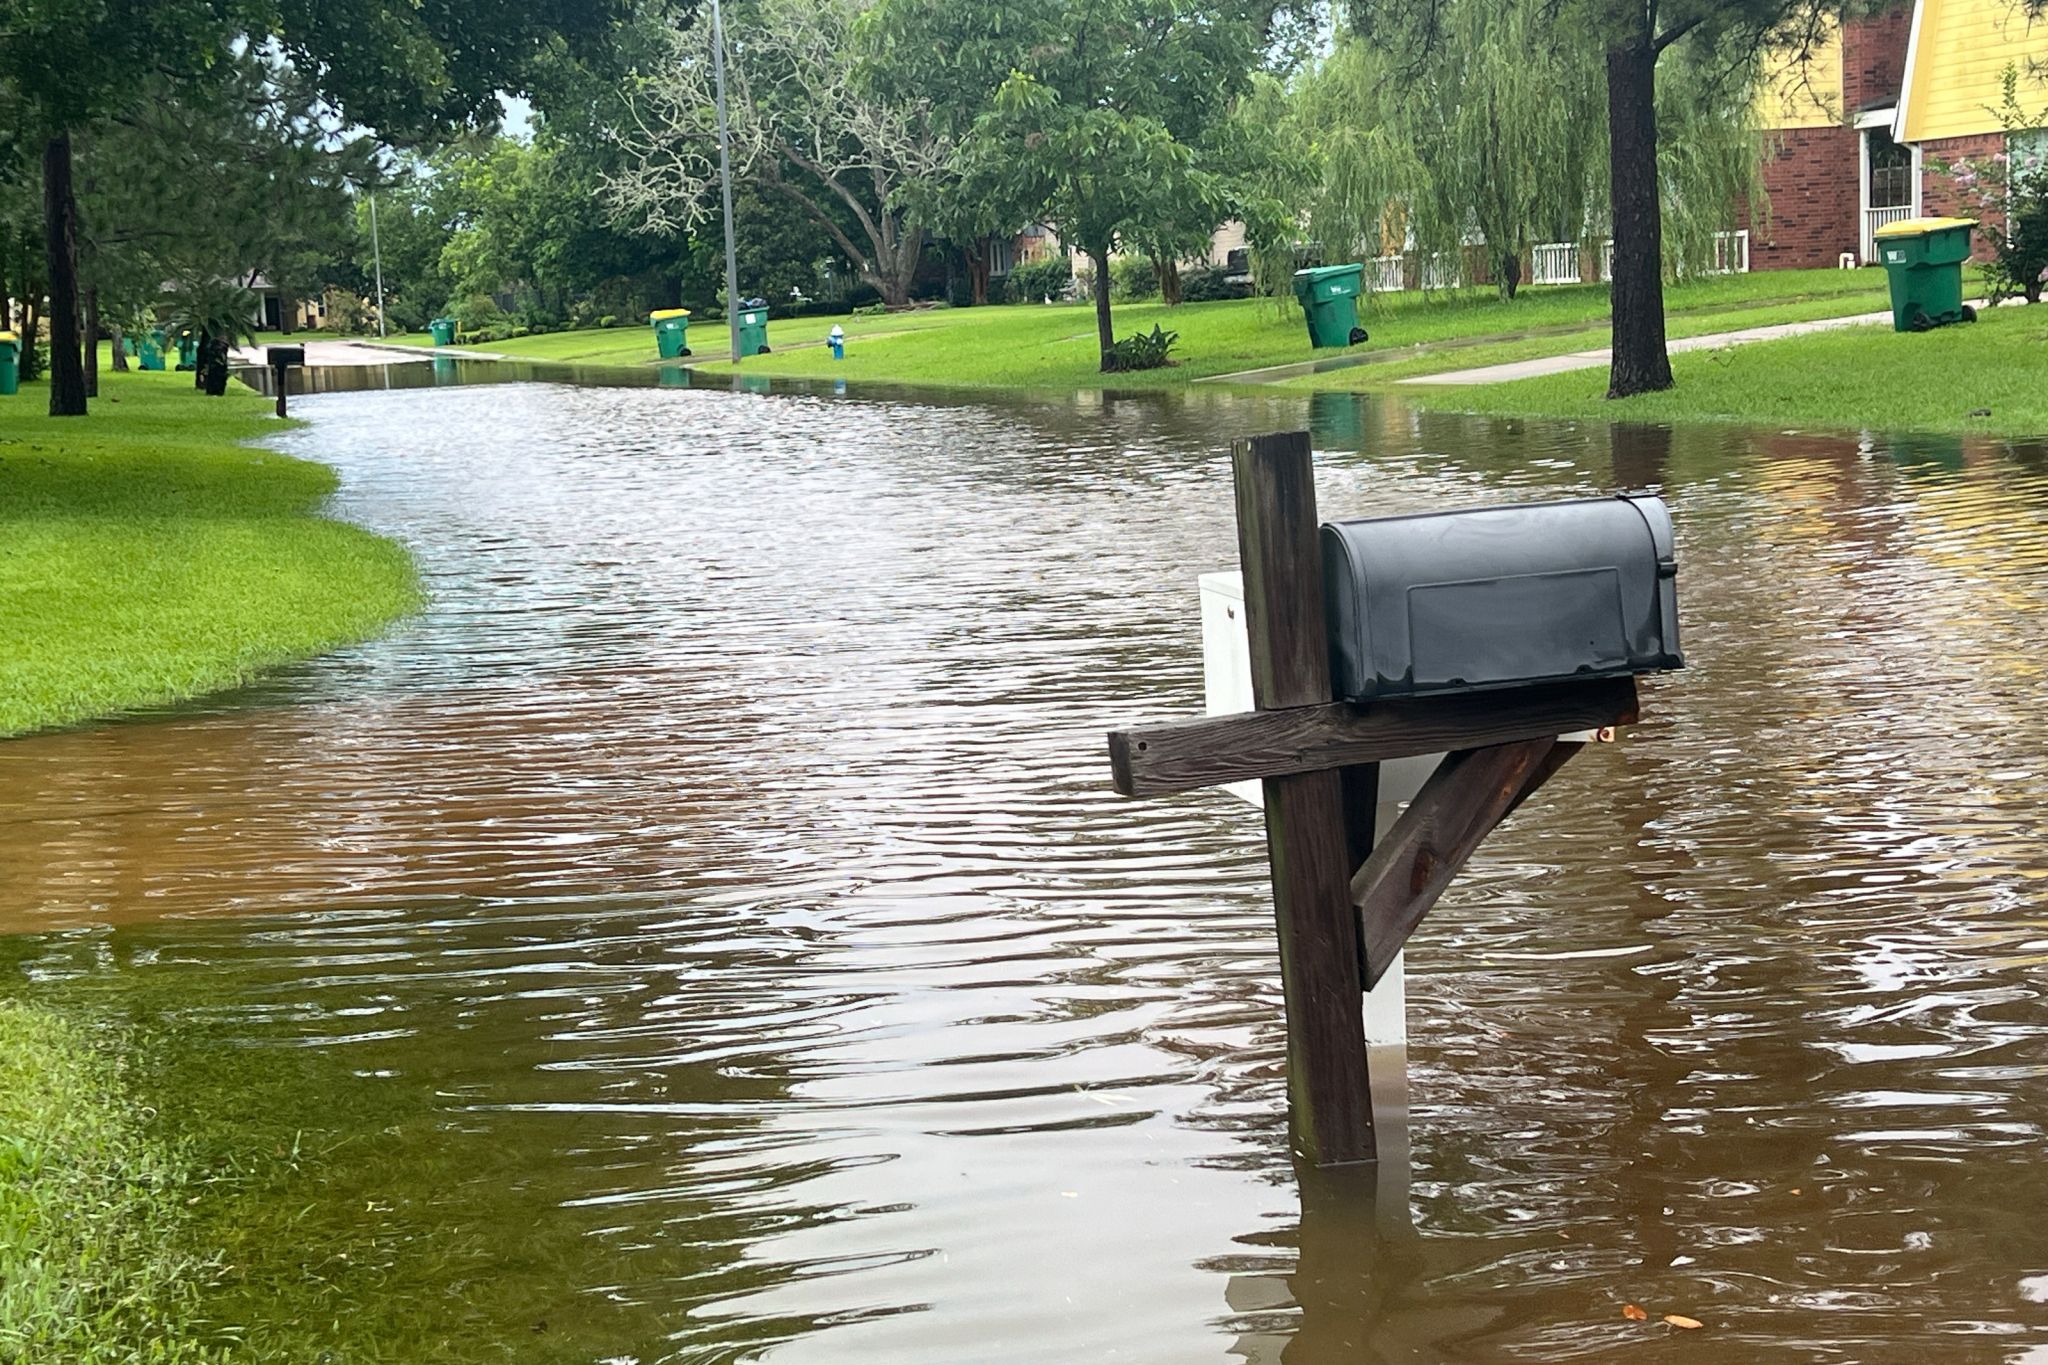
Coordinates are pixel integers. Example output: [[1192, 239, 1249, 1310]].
[[1350, 736, 1585, 988]]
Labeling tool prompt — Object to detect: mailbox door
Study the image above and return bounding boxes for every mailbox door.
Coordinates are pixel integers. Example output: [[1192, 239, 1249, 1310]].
[[1321, 494, 1680, 701]]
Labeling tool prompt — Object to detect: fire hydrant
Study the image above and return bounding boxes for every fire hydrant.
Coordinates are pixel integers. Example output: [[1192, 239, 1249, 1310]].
[[827, 324, 845, 361]]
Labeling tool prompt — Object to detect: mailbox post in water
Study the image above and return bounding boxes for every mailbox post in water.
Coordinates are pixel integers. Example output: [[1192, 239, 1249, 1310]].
[[1106, 431, 1681, 1167], [266, 345, 305, 418]]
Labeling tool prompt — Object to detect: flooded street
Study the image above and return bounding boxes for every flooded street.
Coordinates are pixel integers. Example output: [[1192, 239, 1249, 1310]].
[[4, 370, 2048, 1361]]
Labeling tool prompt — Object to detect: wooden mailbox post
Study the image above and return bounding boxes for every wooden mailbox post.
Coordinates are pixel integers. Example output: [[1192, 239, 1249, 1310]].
[[1106, 431, 1644, 1166]]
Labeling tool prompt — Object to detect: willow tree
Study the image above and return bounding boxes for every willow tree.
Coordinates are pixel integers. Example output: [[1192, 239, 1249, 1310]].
[[1352, 0, 1846, 396], [1292, 2, 1604, 301]]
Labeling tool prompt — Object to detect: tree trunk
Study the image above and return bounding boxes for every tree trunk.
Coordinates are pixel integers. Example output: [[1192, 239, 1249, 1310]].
[[1155, 256, 1183, 306], [0, 256, 10, 330], [1091, 244, 1115, 371], [198, 334, 230, 396], [83, 284, 99, 398], [43, 135, 87, 416], [968, 240, 991, 306], [1604, 38, 1673, 398], [110, 326, 129, 372], [1497, 249, 1521, 301]]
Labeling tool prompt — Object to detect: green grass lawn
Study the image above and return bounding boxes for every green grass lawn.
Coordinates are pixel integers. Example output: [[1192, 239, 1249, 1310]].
[[1397, 303, 2048, 436], [0, 370, 419, 736], [0, 1002, 228, 1362], [375, 267, 1896, 389]]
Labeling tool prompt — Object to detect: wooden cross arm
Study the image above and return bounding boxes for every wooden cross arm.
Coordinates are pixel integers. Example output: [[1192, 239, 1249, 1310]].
[[1352, 735, 1586, 987], [1106, 677, 1638, 799]]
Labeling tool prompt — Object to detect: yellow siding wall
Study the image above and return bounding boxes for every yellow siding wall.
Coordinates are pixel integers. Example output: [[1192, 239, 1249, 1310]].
[[1759, 21, 1845, 129], [1902, 0, 2048, 142]]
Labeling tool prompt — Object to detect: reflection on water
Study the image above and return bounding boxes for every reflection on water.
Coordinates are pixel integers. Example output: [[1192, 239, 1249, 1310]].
[[4, 371, 2048, 1361]]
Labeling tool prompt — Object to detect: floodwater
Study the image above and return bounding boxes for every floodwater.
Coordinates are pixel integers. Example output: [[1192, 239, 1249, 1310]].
[[5, 361, 2048, 1362]]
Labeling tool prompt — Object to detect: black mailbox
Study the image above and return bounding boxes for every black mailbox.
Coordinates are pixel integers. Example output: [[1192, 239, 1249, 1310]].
[[1319, 493, 1681, 702], [266, 345, 305, 368]]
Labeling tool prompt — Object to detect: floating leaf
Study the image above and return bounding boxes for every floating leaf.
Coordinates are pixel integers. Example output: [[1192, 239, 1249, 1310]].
[[1622, 1304, 1648, 1322], [1664, 1314, 1704, 1330]]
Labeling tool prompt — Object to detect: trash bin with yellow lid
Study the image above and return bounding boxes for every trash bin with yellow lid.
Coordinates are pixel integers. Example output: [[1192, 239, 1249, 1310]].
[[1875, 217, 1978, 332], [0, 331, 18, 395], [650, 308, 692, 359]]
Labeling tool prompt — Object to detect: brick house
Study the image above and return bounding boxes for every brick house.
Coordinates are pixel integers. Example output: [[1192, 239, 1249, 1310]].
[[1753, 0, 2048, 269]]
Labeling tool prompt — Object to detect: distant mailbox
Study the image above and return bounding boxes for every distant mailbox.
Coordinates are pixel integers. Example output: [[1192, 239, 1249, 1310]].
[[266, 345, 305, 368], [1320, 493, 1681, 702]]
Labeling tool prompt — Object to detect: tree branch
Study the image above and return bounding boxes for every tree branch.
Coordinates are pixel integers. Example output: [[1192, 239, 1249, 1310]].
[[1653, 14, 1703, 53]]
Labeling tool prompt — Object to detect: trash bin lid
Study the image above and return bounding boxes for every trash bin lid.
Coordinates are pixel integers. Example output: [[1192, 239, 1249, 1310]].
[[1874, 216, 1975, 238], [1292, 264, 1364, 281], [0, 331, 15, 343], [650, 308, 691, 320]]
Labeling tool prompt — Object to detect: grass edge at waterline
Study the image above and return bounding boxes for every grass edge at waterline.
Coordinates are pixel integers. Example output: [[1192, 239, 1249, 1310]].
[[0, 370, 420, 737]]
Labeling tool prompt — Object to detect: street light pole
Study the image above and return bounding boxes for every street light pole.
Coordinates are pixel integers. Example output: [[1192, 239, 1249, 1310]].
[[368, 191, 388, 339], [710, 0, 741, 364]]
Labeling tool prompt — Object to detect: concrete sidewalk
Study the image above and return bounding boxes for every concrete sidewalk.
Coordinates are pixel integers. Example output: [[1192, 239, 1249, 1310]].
[[232, 338, 440, 367], [1399, 308, 1899, 385]]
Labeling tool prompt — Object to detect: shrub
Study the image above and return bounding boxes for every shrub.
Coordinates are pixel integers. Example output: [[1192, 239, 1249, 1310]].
[[598, 314, 619, 329], [1102, 323, 1178, 372], [1934, 66, 2048, 303], [1110, 255, 1159, 302], [1986, 164, 2048, 304], [448, 293, 505, 333], [1179, 265, 1251, 303], [1004, 253, 1074, 304]]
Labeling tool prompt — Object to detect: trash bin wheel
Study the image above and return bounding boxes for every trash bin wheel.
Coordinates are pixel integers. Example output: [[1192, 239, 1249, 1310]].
[[1348, 327, 1369, 346], [1907, 307, 1932, 333], [755, 344, 771, 355], [1961, 304, 1978, 323], [679, 347, 693, 357]]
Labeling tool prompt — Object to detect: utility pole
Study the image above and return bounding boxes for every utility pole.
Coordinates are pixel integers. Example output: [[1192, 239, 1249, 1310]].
[[368, 192, 388, 339], [711, 0, 742, 363]]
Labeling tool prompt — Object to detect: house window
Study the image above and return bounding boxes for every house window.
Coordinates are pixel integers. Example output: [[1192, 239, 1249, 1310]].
[[987, 237, 1014, 277], [1868, 128, 1913, 209], [2013, 127, 2048, 177]]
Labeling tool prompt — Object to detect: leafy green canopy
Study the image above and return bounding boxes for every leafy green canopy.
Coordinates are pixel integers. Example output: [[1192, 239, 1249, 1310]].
[[952, 0, 1268, 262]]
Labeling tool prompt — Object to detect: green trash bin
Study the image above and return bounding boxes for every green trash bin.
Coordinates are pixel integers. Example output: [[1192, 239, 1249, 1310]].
[[429, 317, 456, 347], [1875, 216, 1977, 332], [650, 307, 692, 359], [138, 328, 166, 371], [0, 331, 18, 396], [737, 306, 770, 356], [1290, 265, 1370, 349], [176, 331, 197, 371]]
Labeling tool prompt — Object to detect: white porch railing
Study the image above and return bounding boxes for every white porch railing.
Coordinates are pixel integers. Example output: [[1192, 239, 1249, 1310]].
[[1530, 242, 1580, 285], [1419, 252, 1460, 291], [1863, 205, 1912, 264], [1711, 229, 1751, 274], [1366, 254, 1406, 293], [1598, 240, 1615, 282]]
